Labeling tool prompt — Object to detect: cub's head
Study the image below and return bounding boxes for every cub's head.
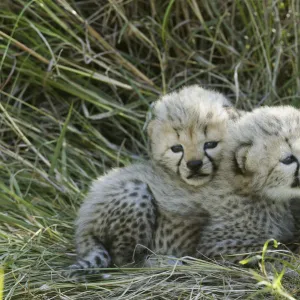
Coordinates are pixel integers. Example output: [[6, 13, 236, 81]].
[[148, 85, 236, 186], [225, 106, 300, 200]]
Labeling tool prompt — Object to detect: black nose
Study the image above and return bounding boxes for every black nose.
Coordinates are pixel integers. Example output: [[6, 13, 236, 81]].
[[186, 160, 203, 170]]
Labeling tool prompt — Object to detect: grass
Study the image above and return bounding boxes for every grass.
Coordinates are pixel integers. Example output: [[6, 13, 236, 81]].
[[0, 0, 300, 298]]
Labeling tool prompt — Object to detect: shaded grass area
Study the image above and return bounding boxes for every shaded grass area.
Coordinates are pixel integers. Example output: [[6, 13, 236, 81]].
[[0, 0, 300, 298]]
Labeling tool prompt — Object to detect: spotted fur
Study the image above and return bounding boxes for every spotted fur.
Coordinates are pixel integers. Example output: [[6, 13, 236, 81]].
[[65, 86, 236, 278]]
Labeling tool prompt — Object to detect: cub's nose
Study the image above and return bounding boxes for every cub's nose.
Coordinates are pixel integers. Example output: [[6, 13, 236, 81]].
[[186, 160, 203, 171]]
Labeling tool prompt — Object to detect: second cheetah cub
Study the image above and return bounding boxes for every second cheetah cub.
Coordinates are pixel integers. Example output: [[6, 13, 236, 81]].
[[68, 85, 238, 278]]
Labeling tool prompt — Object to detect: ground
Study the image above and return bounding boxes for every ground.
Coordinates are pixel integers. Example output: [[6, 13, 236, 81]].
[[0, 0, 299, 299]]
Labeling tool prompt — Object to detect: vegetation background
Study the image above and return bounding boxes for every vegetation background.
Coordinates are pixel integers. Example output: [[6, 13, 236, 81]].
[[0, 0, 299, 299]]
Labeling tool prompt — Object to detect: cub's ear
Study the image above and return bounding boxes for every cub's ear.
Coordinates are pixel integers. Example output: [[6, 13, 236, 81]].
[[147, 119, 158, 138], [234, 144, 251, 174], [224, 107, 246, 121]]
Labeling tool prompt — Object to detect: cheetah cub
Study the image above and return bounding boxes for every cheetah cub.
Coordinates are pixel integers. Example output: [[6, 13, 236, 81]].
[[194, 106, 300, 261], [68, 85, 237, 277]]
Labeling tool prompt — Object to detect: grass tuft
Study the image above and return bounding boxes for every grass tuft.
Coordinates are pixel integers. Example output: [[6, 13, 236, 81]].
[[0, 0, 300, 298]]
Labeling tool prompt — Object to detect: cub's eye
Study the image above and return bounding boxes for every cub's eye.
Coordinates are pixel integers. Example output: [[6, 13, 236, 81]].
[[280, 155, 297, 165], [171, 144, 183, 153], [204, 141, 219, 150]]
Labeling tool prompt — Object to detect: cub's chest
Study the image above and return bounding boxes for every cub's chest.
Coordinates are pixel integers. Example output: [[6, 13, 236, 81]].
[[205, 200, 294, 240], [152, 209, 207, 257], [195, 201, 295, 259]]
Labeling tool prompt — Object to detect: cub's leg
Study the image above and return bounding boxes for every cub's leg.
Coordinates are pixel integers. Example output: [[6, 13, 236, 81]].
[[106, 181, 157, 266], [67, 227, 111, 279], [67, 180, 156, 278]]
